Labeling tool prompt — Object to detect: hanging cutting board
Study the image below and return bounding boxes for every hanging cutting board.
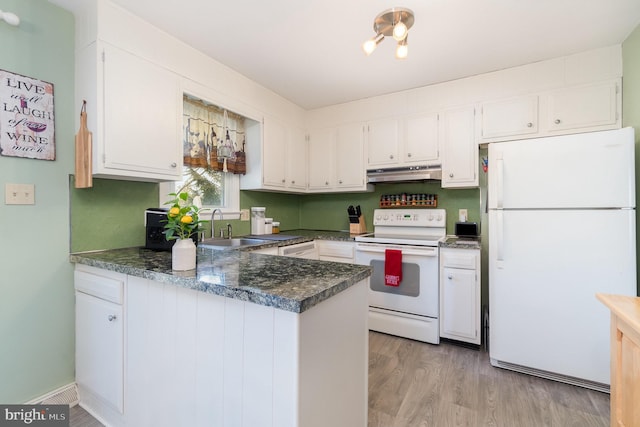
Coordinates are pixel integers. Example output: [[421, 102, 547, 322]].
[[74, 100, 93, 188]]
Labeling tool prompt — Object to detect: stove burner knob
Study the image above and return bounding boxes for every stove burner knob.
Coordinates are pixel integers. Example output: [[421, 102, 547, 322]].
[[383, 214, 389, 220], [428, 215, 434, 221]]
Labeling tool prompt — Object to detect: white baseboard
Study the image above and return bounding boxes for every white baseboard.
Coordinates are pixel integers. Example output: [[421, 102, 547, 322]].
[[26, 382, 79, 406]]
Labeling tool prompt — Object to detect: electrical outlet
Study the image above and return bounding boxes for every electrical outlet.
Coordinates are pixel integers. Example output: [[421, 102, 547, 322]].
[[5, 183, 35, 205], [458, 209, 468, 222], [240, 209, 250, 221]]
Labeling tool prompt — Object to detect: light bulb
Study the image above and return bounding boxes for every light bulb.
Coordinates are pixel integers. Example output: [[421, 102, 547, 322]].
[[396, 38, 408, 59], [0, 10, 20, 26], [362, 33, 384, 56], [392, 21, 407, 41]]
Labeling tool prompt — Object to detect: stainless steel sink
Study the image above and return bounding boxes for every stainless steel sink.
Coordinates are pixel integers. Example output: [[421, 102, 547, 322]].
[[199, 237, 271, 250]]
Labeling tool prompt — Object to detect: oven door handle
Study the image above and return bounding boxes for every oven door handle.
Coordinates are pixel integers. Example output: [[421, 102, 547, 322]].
[[355, 244, 438, 257]]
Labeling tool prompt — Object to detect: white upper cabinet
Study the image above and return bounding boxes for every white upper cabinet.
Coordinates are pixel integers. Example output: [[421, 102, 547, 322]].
[[480, 95, 539, 141], [366, 114, 440, 169], [288, 126, 308, 190], [546, 80, 619, 133], [78, 42, 182, 181], [403, 112, 440, 164], [365, 118, 399, 167], [441, 105, 478, 188], [261, 117, 288, 188], [479, 79, 621, 144], [308, 124, 370, 193], [335, 123, 366, 189], [307, 127, 335, 190], [241, 116, 307, 192]]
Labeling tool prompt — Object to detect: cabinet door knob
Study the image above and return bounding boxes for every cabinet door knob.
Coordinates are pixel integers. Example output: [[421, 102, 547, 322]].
[[291, 180, 295, 184], [449, 173, 454, 178], [108, 314, 117, 322], [447, 275, 453, 280], [171, 162, 177, 168], [407, 153, 412, 157], [554, 119, 561, 124], [338, 180, 343, 184], [325, 181, 329, 185], [527, 122, 533, 128], [282, 179, 286, 183], [389, 154, 394, 159]]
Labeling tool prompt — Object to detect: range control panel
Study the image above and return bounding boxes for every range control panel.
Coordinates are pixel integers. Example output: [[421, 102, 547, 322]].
[[373, 209, 446, 228]]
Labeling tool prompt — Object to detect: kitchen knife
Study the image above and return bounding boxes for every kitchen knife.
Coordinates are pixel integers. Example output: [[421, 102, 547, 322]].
[[348, 205, 359, 223]]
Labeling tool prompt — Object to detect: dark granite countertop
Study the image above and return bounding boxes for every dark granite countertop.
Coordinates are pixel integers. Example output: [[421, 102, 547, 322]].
[[241, 229, 368, 246], [70, 232, 371, 313], [440, 236, 482, 250]]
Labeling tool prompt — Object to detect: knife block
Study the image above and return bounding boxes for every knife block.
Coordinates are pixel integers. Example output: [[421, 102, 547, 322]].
[[349, 214, 367, 234]]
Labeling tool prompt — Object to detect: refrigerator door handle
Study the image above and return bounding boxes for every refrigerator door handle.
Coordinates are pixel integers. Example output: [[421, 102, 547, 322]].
[[496, 210, 505, 266], [496, 152, 504, 209]]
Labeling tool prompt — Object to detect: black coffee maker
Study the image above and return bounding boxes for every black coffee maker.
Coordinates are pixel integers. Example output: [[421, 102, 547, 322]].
[[145, 208, 174, 250]]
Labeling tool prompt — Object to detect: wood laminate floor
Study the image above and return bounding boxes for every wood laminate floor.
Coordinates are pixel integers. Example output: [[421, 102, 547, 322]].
[[70, 331, 610, 427], [369, 331, 609, 427]]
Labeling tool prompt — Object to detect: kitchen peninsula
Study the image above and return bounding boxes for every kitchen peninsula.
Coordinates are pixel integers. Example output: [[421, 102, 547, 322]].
[[70, 246, 371, 427]]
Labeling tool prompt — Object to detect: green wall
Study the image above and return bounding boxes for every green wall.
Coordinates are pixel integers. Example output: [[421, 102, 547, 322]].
[[69, 177, 158, 252], [0, 0, 75, 403], [622, 23, 640, 295], [298, 182, 480, 234]]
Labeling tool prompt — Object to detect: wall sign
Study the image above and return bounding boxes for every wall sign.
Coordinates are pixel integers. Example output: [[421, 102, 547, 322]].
[[0, 69, 55, 160]]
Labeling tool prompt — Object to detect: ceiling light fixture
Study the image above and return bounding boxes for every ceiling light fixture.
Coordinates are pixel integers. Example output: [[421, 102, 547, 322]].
[[396, 36, 408, 60], [362, 7, 414, 58], [0, 9, 20, 26]]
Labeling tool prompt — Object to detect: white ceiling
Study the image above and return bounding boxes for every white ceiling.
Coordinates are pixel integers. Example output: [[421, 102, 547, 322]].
[[66, 0, 640, 110]]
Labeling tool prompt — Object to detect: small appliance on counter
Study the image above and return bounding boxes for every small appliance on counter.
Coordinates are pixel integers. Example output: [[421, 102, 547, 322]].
[[145, 208, 173, 250], [251, 207, 266, 235], [454, 221, 479, 239], [145, 208, 198, 250]]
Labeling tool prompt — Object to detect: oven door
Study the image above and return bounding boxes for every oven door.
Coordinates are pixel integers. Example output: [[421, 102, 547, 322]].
[[355, 242, 439, 318]]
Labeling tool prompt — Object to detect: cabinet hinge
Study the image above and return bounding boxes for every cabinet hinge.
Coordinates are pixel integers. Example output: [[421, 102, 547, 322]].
[[101, 50, 105, 62], [616, 112, 620, 121], [102, 153, 106, 163]]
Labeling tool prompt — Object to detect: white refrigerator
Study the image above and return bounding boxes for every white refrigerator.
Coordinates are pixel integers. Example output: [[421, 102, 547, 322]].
[[488, 127, 637, 391]]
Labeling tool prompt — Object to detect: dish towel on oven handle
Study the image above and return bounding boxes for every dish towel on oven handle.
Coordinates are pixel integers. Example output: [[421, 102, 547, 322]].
[[384, 249, 402, 286]]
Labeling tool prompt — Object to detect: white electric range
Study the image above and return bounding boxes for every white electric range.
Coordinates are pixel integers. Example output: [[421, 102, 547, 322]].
[[354, 208, 446, 344]]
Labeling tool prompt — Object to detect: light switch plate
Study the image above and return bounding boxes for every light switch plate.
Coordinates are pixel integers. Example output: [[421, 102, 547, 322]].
[[240, 209, 250, 221], [5, 183, 35, 205]]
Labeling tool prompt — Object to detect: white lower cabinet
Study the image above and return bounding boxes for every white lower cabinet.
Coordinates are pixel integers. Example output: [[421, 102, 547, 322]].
[[74, 266, 125, 415], [74, 264, 368, 427], [439, 247, 481, 345], [317, 240, 355, 263]]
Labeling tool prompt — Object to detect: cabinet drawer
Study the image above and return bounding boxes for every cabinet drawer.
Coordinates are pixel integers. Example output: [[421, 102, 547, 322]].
[[75, 268, 125, 304], [317, 241, 354, 259], [440, 249, 478, 269]]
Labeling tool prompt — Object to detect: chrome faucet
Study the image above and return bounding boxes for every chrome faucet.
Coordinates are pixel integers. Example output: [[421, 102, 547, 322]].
[[211, 208, 224, 238], [227, 223, 233, 239]]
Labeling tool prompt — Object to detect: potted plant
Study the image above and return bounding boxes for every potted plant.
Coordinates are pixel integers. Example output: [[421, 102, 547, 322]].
[[164, 192, 207, 270]]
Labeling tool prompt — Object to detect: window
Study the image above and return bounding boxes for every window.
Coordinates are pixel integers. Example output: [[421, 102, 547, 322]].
[[160, 96, 246, 218]]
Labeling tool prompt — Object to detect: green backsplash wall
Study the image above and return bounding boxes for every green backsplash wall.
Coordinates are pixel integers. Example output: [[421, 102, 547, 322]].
[[622, 22, 640, 295], [299, 182, 481, 234], [237, 191, 302, 235], [70, 177, 159, 252]]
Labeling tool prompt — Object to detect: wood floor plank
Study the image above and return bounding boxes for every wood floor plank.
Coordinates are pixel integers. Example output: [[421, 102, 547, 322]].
[[368, 331, 609, 427]]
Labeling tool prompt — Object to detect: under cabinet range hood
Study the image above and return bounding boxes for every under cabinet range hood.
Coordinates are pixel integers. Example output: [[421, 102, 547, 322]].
[[366, 165, 442, 183]]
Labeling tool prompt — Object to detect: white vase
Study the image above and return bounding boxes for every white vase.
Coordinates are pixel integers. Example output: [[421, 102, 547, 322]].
[[172, 238, 196, 271]]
